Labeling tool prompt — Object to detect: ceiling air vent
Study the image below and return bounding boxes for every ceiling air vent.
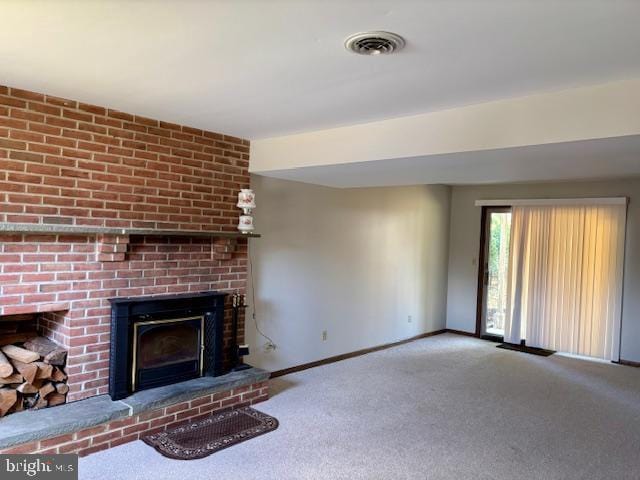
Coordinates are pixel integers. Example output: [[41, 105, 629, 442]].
[[344, 31, 406, 55]]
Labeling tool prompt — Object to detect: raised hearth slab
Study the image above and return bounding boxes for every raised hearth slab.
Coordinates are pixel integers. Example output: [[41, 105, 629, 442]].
[[0, 367, 268, 450], [120, 367, 270, 415], [0, 395, 128, 450]]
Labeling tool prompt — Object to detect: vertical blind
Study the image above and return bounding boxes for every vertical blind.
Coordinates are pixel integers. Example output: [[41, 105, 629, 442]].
[[504, 203, 627, 360]]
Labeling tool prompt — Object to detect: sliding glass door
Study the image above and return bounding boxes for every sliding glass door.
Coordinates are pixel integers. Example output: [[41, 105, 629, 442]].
[[503, 203, 626, 360], [478, 207, 512, 338]]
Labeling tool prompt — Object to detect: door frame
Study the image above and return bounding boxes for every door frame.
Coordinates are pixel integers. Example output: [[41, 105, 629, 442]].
[[475, 205, 511, 338]]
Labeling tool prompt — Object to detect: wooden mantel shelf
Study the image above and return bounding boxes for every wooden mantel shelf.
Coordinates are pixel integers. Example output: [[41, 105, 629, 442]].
[[0, 223, 261, 239]]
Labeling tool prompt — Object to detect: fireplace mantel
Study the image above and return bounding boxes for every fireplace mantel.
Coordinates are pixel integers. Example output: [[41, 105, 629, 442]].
[[0, 223, 261, 239]]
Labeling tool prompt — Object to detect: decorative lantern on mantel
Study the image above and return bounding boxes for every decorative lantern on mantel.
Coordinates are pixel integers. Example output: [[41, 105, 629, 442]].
[[237, 189, 256, 232]]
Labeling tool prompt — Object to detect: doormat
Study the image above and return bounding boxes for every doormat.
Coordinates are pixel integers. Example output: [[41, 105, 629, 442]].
[[142, 407, 279, 460], [497, 343, 556, 357]]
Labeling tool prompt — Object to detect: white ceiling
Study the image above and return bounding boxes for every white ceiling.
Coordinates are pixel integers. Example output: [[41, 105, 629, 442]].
[[1, 1, 640, 139], [258, 136, 640, 188]]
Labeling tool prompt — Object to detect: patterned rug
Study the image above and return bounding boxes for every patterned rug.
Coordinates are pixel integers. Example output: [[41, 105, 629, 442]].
[[142, 407, 279, 460]]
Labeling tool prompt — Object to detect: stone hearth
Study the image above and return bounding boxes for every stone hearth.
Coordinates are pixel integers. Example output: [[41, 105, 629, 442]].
[[0, 368, 269, 456]]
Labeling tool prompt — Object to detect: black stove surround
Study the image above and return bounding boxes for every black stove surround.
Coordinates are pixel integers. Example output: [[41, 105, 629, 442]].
[[108, 292, 226, 401]]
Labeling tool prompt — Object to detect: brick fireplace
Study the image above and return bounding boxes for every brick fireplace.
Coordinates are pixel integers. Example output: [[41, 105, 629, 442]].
[[0, 84, 252, 404]]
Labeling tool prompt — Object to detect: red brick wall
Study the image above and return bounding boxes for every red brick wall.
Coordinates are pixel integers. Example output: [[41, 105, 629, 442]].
[[0, 85, 250, 401], [0, 381, 269, 457], [0, 85, 248, 230]]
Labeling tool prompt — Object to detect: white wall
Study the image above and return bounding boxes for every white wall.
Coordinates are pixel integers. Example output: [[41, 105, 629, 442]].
[[446, 178, 640, 362], [245, 176, 451, 372]]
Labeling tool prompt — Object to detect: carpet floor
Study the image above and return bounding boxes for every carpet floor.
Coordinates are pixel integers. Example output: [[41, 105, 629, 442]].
[[79, 333, 640, 479]]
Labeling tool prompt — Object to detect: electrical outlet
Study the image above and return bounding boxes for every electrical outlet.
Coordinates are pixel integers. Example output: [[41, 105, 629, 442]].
[[264, 341, 277, 352], [408, 315, 412, 323], [322, 330, 327, 341]]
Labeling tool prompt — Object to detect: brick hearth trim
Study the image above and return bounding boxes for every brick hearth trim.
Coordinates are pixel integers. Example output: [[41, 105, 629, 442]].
[[0, 381, 269, 457]]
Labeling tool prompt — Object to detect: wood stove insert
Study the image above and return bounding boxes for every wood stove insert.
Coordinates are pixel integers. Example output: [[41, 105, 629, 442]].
[[109, 292, 226, 401]]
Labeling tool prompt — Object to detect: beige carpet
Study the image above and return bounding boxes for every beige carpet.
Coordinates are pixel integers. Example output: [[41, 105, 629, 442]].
[[79, 333, 640, 479]]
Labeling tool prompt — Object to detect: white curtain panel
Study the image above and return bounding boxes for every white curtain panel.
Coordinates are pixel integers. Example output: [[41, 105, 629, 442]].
[[504, 203, 626, 360]]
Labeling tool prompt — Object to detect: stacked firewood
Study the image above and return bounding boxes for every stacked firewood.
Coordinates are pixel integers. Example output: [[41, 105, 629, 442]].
[[0, 337, 68, 417]]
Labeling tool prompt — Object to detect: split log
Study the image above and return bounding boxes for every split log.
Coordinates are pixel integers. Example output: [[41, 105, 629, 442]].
[[44, 350, 67, 366], [23, 337, 67, 366], [34, 362, 53, 380], [39, 382, 55, 399], [30, 379, 44, 389], [1, 345, 40, 363], [0, 351, 14, 378], [51, 367, 67, 382], [54, 382, 69, 394], [23, 336, 56, 355], [47, 393, 66, 406], [0, 387, 18, 416], [12, 360, 38, 385], [0, 373, 23, 385], [16, 382, 38, 394], [10, 393, 24, 413]]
